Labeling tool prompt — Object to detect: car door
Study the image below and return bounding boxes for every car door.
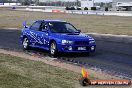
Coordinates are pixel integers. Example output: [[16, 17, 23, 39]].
[[29, 21, 50, 49], [28, 21, 43, 47], [39, 22, 50, 49]]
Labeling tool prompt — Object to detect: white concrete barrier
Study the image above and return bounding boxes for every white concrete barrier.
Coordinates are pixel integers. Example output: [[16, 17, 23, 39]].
[[24, 8, 65, 13], [104, 12, 132, 16], [25, 8, 44, 12]]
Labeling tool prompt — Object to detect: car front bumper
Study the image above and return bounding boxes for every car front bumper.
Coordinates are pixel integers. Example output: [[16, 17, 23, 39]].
[[57, 44, 96, 53]]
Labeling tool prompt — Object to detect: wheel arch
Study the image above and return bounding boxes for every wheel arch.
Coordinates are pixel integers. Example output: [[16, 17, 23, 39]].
[[22, 35, 28, 40]]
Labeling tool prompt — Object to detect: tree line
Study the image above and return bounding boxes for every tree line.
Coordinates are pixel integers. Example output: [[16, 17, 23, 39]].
[[0, 0, 81, 7], [0, 0, 112, 9]]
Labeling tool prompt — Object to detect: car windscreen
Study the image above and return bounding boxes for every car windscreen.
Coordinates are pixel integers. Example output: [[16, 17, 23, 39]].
[[47, 22, 79, 33]]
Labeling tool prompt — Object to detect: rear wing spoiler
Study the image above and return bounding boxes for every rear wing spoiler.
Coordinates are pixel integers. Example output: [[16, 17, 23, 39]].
[[23, 20, 35, 28]]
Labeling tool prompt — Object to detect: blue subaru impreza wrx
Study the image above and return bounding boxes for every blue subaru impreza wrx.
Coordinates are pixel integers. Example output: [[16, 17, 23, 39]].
[[20, 20, 96, 56]]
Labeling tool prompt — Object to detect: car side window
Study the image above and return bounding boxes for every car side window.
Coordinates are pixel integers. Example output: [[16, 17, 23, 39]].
[[40, 22, 48, 31], [30, 21, 42, 31]]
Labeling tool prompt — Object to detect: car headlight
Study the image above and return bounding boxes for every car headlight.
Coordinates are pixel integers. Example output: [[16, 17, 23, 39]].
[[62, 40, 73, 44], [89, 40, 95, 44]]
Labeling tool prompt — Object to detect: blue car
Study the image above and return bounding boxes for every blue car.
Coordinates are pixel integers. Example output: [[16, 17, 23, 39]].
[[20, 20, 96, 56]]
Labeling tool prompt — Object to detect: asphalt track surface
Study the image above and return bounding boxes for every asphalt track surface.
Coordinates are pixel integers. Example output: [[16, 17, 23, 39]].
[[0, 29, 132, 79]]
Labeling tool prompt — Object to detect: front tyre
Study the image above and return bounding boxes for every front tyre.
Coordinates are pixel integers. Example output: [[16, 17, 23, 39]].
[[49, 41, 58, 57], [22, 37, 29, 50]]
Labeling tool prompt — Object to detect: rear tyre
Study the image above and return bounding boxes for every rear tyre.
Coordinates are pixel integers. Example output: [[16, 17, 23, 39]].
[[49, 41, 58, 57], [22, 37, 30, 50]]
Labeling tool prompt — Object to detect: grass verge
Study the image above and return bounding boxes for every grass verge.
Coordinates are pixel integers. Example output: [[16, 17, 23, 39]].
[[0, 52, 131, 88], [0, 9, 132, 35], [0, 53, 81, 88]]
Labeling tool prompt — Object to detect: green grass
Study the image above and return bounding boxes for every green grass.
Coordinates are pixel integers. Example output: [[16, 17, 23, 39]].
[[0, 53, 82, 88], [0, 53, 131, 88], [0, 9, 132, 35]]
